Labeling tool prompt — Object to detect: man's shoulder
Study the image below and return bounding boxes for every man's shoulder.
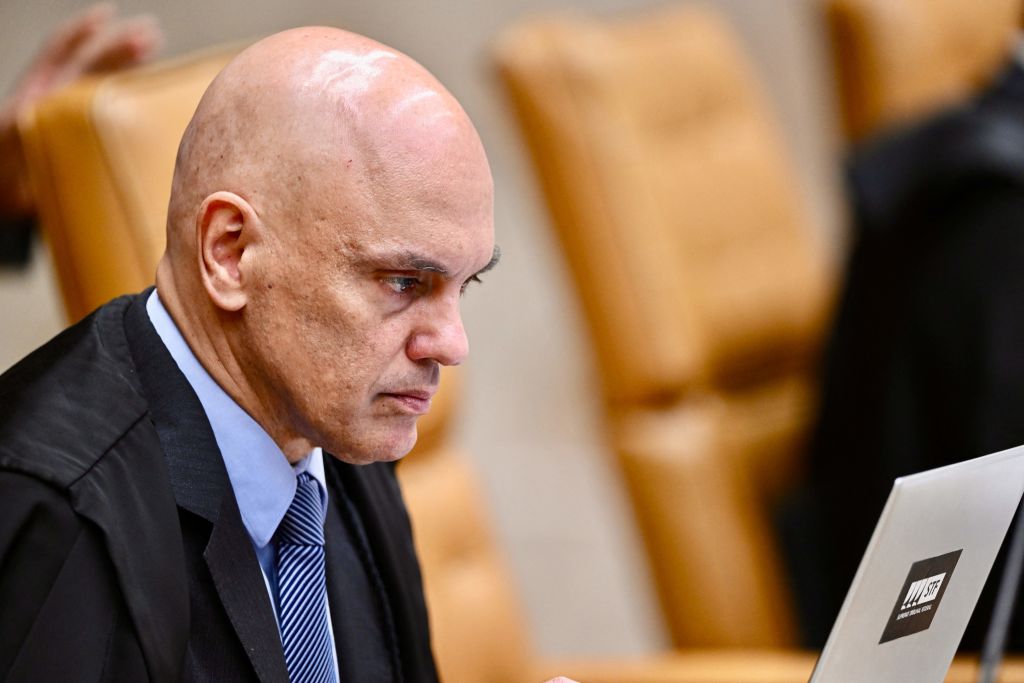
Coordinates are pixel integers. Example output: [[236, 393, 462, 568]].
[[849, 66, 1024, 233], [0, 293, 151, 489]]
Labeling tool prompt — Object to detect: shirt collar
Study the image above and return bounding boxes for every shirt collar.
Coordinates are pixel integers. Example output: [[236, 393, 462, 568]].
[[146, 290, 328, 548]]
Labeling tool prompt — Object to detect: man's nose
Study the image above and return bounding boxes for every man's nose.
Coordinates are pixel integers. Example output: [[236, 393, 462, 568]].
[[406, 299, 469, 366]]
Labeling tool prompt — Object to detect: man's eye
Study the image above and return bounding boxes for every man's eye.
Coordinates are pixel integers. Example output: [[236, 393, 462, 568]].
[[383, 276, 422, 294]]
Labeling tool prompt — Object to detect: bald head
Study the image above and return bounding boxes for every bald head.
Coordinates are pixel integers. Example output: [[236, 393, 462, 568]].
[[155, 27, 496, 464], [165, 27, 488, 268]]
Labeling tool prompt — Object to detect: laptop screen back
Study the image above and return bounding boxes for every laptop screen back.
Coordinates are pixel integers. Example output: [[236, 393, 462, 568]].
[[810, 444, 1024, 683]]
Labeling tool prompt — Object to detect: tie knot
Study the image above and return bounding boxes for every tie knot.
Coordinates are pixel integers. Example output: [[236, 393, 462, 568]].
[[276, 472, 325, 546]]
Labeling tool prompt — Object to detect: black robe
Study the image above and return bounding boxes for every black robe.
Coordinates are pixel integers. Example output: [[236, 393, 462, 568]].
[[783, 57, 1024, 650]]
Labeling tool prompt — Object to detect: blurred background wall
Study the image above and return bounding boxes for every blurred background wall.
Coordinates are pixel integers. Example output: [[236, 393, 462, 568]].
[[0, 0, 844, 656]]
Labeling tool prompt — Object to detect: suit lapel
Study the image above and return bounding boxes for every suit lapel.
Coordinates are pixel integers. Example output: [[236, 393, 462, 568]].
[[204, 488, 289, 683], [329, 457, 439, 683], [125, 292, 288, 683]]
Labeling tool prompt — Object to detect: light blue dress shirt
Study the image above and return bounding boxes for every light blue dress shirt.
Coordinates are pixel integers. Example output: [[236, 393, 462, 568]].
[[147, 290, 339, 676]]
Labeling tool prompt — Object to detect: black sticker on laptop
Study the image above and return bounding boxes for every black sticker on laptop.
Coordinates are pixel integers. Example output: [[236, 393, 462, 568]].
[[880, 549, 962, 644]]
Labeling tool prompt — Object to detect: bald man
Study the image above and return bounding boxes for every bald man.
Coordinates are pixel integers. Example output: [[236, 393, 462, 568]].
[[0, 28, 500, 682]]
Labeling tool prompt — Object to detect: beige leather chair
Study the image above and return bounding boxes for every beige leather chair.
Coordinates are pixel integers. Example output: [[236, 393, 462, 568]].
[[495, 4, 834, 648], [19, 47, 235, 323], [827, 0, 1021, 142]]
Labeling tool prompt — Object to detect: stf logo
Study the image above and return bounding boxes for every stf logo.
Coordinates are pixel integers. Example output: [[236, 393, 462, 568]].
[[900, 573, 946, 610], [880, 550, 962, 644]]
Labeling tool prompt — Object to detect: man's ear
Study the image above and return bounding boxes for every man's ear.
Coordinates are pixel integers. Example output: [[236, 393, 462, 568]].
[[196, 191, 261, 312]]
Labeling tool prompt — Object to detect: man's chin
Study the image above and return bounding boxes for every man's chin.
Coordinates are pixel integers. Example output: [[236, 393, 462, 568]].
[[323, 425, 419, 465]]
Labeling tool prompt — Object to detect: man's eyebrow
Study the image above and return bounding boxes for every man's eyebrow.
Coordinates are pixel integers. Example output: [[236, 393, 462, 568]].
[[474, 245, 501, 276], [400, 245, 501, 278], [406, 256, 448, 274]]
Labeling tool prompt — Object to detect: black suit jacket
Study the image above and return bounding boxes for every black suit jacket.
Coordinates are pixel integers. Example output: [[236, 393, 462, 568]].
[[0, 291, 438, 682]]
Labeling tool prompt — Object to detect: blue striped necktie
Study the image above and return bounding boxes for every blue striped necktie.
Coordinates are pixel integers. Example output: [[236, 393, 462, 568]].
[[275, 472, 336, 682]]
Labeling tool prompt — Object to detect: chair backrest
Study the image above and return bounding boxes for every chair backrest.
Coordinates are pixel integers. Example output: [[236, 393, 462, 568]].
[[18, 46, 535, 682], [827, 0, 1020, 142], [19, 47, 234, 322], [496, 4, 831, 647]]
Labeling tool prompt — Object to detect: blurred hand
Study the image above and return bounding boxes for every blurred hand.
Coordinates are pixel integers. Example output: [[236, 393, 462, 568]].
[[0, 3, 162, 219]]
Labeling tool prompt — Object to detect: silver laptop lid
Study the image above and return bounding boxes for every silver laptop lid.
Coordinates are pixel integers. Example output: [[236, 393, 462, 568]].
[[810, 444, 1024, 683]]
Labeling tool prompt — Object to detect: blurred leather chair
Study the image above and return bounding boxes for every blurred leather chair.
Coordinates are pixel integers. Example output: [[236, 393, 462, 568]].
[[19, 47, 234, 323], [827, 0, 1021, 142], [16, 41, 828, 683], [495, 5, 833, 648]]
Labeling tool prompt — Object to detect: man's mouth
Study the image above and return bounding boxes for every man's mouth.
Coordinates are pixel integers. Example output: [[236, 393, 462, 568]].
[[379, 389, 434, 414]]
